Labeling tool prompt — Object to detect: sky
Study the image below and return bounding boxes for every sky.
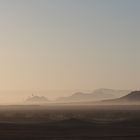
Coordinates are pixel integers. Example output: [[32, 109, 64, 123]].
[[0, 0, 140, 100]]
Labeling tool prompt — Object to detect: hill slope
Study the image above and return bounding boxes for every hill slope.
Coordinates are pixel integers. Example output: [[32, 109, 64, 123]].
[[102, 91, 140, 104]]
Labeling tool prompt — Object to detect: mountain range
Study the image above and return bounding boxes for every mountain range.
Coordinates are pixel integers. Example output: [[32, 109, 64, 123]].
[[25, 89, 140, 105], [56, 89, 130, 103]]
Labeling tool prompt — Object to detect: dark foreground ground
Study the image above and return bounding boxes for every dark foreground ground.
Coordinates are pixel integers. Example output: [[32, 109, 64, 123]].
[[0, 105, 140, 140]]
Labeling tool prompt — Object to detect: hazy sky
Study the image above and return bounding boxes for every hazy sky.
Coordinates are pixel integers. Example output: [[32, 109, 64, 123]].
[[0, 0, 140, 93]]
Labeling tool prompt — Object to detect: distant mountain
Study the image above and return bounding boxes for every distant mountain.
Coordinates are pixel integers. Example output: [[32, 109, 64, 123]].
[[93, 89, 130, 98], [101, 91, 140, 104], [26, 95, 48, 103], [56, 89, 130, 103]]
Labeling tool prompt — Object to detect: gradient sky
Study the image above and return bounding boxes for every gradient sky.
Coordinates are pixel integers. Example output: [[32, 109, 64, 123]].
[[0, 0, 140, 94]]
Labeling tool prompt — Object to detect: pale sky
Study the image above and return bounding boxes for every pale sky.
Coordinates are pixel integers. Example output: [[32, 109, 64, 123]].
[[0, 0, 140, 94]]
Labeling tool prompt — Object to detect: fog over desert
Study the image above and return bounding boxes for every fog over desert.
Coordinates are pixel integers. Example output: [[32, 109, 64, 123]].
[[0, 0, 140, 139]]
